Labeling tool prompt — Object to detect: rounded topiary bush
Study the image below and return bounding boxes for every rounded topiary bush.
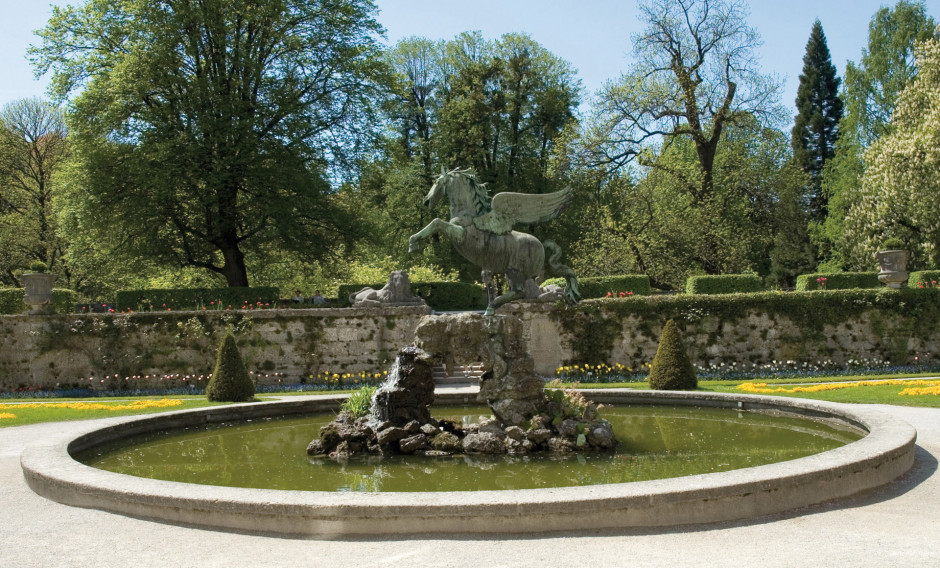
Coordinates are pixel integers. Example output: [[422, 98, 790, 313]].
[[647, 319, 697, 390], [206, 331, 255, 402]]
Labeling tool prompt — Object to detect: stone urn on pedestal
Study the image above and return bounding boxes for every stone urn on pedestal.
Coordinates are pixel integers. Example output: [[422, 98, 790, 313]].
[[876, 239, 910, 289], [22, 261, 55, 314]]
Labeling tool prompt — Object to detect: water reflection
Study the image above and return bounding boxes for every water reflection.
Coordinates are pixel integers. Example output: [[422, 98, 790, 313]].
[[77, 405, 863, 492]]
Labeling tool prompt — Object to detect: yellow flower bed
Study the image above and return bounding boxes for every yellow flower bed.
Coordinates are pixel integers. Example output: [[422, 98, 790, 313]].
[[738, 379, 940, 396], [304, 369, 388, 386], [0, 399, 184, 411], [899, 385, 940, 396], [0, 412, 16, 419], [556, 362, 640, 376]]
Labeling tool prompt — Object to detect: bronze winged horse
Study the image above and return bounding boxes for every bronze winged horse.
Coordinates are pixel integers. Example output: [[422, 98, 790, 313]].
[[408, 168, 579, 315]]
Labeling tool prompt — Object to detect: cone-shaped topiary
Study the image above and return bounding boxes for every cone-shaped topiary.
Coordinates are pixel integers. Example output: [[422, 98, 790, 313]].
[[647, 319, 697, 390], [206, 331, 255, 402]]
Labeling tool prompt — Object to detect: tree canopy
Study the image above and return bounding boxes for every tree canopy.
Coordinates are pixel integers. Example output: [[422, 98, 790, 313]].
[[818, 1, 938, 270], [580, 0, 784, 277], [31, 0, 386, 287], [844, 36, 940, 268], [11, 1, 938, 299]]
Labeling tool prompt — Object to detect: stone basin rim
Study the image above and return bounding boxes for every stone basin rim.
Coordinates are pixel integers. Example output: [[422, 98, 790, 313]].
[[20, 390, 917, 535]]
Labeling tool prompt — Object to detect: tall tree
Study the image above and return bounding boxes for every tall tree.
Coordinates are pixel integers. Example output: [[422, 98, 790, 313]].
[[385, 36, 443, 188], [0, 98, 69, 285], [31, 0, 385, 287], [792, 20, 843, 223], [435, 32, 579, 193], [567, 117, 800, 289], [843, 36, 940, 268], [588, 0, 782, 201], [586, 0, 782, 274]]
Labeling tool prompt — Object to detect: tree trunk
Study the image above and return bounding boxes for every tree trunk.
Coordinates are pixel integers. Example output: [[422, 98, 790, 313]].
[[695, 141, 717, 202], [219, 241, 249, 287]]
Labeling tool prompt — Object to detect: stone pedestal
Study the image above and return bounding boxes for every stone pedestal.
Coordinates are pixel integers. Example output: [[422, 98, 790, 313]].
[[414, 312, 546, 425], [22, 273, 55, 314], [876, 250, 910, 289]]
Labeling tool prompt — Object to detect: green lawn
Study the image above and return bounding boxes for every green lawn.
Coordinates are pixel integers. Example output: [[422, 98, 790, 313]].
[[559, 373, 940, 407], [0, 397, 241, 428], [0, 390, 362, 428], [0, 388, 371, 428], [2, 374, 939, 428]]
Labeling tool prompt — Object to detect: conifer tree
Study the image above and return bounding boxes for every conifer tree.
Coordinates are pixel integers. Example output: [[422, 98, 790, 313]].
[[792, 20, 844, 222], [206, 331, 254, 402], [647, 319, 697, 391]]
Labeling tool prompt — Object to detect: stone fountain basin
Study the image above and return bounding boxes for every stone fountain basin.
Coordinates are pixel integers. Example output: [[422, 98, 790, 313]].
[[21, 390, 915, 536]]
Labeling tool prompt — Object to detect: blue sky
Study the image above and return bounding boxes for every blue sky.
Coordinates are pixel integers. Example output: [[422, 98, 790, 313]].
[[0, 0, 932, 121]]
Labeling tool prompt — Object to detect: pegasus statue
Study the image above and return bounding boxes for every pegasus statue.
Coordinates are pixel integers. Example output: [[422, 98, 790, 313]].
[[408, 168, 580, 315]]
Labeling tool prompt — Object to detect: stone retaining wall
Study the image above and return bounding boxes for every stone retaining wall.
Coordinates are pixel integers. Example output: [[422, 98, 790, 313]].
[[501, 302, 940, 376], [0, 298, 937, 391], [0, 306, 429, 391]]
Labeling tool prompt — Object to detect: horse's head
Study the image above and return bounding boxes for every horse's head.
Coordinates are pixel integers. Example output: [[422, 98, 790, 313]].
[[423, 168, 488, 217], [422, 169, 454, 209]]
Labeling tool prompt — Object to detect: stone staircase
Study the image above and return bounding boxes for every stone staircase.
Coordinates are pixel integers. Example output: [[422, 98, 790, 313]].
[[432, 363, 484, 387]]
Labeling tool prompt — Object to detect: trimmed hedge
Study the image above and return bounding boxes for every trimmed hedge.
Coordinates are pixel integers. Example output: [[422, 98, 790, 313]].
[[0, 288, 79, 314], [795, 272, 880, 291], [0, 289, 23, 314], [685, 274, 763, 295], [543, 274, 652, 298], [909, 271, 940, 288], [115, 287, 279, 311], [338, 281, 486, 311]]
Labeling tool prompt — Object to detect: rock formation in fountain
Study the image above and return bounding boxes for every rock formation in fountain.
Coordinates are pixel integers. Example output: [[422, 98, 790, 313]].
[[306, 312, 616, 459], [369, 345, 435, 426], [414, 312, 544, 426]]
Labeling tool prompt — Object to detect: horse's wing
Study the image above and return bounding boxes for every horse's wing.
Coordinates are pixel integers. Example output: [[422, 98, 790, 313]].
[[473, 188, 572, 234]]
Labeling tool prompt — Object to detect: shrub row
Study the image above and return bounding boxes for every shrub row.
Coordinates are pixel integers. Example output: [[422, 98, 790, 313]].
[[684, 274, 763, 295], [543, 274, 652, 297], [337, 281, 486, 311], [909, 270, 940, 288], [115, 287, 280, 311], [796, 272, 880, 291], [0, 289, 79, 315]]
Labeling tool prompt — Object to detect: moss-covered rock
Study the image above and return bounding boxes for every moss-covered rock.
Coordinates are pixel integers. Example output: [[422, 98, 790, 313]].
[[206, 331, 255, 402], [647, 319, 697, 390]]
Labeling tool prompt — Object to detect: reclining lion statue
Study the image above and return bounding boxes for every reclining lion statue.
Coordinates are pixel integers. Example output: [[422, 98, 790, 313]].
[[349, 270, 426, 307]]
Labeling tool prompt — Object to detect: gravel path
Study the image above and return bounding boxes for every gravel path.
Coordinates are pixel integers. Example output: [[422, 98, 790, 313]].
[[1, 404, 938, 568]]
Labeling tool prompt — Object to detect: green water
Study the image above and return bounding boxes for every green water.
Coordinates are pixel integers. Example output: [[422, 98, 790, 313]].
[[75, 406, 863, 492]]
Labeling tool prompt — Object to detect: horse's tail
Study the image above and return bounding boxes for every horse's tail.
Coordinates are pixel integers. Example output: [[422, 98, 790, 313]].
[[544, 240, 580, 305]]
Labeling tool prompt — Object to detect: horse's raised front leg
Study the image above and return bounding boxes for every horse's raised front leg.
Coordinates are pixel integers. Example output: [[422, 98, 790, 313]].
[[409, 218, 465, 253]]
